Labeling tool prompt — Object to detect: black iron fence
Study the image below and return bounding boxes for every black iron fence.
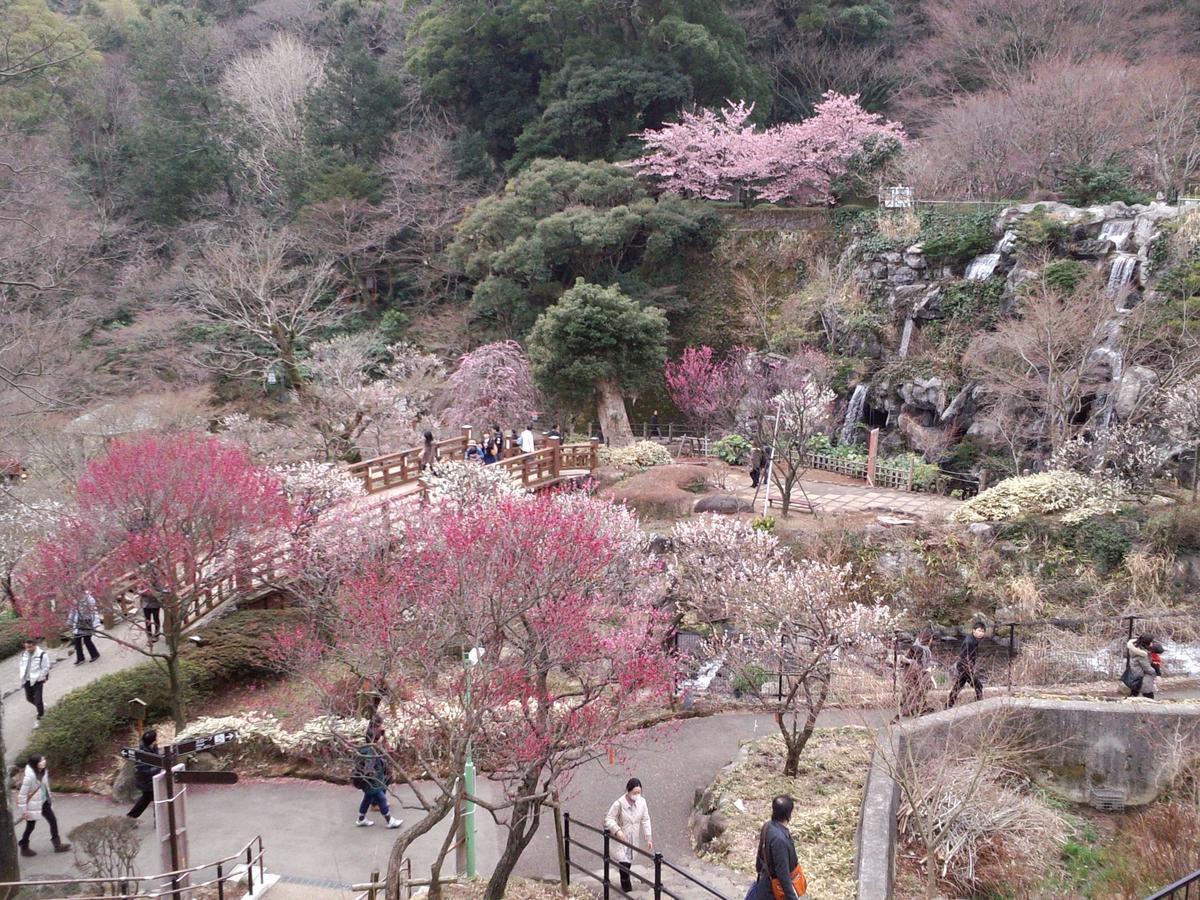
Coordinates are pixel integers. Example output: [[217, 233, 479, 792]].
[[562, 813, 732, 900], [1147, 869, 1200, 900]]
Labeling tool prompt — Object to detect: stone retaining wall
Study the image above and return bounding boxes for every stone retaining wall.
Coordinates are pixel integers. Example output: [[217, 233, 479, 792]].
[[854, 697, 1200, 900]]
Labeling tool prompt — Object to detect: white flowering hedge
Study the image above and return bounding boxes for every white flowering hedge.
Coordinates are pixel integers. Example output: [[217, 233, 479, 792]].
[[952, 470, 1125, 525], [424, 460, 529, 506], [598, 440, 673, 468]]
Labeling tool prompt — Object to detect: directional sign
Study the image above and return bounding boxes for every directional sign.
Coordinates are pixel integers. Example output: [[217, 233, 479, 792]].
[[173, 771, 238, 786], [120, 747, 167, 766], [172, 730, 238, 756]]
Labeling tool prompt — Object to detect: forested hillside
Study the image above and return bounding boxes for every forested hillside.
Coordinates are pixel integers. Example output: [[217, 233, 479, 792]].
[[2, 0, 1200, 471]]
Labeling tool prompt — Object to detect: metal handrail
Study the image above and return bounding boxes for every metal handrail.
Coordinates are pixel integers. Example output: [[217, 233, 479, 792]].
[[563, 812, 732, 900], [1147, 868, 1200, 899], [0, 834, 266, 899]]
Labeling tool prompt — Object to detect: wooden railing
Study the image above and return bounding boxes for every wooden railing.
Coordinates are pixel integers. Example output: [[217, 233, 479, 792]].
[[349, 428, 599, 495]]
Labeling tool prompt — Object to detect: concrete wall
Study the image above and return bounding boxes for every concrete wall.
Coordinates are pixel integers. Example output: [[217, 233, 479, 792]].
[[853, 698, 1200, 900]]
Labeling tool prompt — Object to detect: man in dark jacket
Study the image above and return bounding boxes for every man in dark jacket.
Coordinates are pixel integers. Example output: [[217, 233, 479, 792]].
[[127, 730, 162, 820], [754, 795, 803, 899], [354, 736, 403, 829], [947, 621, 987, 708]]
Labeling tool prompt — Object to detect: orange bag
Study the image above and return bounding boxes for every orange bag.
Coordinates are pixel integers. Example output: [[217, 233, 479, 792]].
[[770, 864, 807, 900]]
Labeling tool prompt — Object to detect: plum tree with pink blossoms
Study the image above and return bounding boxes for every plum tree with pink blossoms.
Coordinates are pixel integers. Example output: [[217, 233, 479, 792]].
[[21, 435, 291, 727], [439, 340, 542, 430], [629, 92, 906, 203], [273, 492, 672, 899], [664, 345, 748, 435]]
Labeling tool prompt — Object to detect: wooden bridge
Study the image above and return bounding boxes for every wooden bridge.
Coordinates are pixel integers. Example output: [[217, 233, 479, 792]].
[[347, 427, 599, 497], [104, 430, 599, 633]]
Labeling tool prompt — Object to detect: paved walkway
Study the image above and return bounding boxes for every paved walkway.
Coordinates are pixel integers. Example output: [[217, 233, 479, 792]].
[[734, 474, 962, 520], [3, 627, 148, 767]]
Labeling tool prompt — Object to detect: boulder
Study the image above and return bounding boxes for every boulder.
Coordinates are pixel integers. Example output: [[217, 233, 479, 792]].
[[1133, 203, 1180, 249], [111, 760, 139, 803], [967, 522, 995, 540], [890, 266, 920, 286], [899, 376, 948, 415], [995, 230, 1018, 256], [898, 409, 951, 457], [693, 494, 751, 515], [912, 286, 943, 320], [903, 245, 927, 269], [1113, 365, 1157, 419], [1068, 239, 1115, 259], [940, 385, 973, 423]]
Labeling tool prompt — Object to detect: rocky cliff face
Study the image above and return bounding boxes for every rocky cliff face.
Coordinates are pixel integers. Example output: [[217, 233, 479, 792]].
[[839, 200, 1186, 465]]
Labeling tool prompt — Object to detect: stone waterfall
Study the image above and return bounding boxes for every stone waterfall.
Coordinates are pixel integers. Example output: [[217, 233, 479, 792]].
[[898, 317, 915, 359], [1099, 219, 1133, 250], [1107, 253, 1138, 294], [965, 253, 1000, 281], [841, 384, 868, 445]]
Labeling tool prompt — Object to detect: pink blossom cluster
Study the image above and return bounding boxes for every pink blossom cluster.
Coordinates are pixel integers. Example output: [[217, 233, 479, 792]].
[[628, 92, 906, 203]]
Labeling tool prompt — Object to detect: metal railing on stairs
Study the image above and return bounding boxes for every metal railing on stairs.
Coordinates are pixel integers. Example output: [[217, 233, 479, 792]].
[[563, 813, 732, 900], [1147, 869, 1200, 899]]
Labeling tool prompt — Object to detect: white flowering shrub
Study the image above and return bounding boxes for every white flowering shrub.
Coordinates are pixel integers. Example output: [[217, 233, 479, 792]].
[[273, 461, 366, 515], [598, 440, 673, 468], [1164, 375, 1200, 447], [669, 514, 779, 621], [423, 460, 528, 507], [952, 470, 1125, 524], [1050, 423, 1168, 498]]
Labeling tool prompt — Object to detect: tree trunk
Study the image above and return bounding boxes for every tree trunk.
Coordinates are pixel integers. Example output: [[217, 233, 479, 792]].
[[0, 700, 20, 895], [779, 681, 828, 777], [385, 795, 454, 900], [595, 378, 634, 448], [484, 771, 542, 900]]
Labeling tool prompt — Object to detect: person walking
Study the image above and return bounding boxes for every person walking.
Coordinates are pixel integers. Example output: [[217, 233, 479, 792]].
[[752, 795, 805, 900], [899, 630, 934, 719], [18, 637, 51, 719], [352, 735, 403, 829], [520, 424, 536, 454], [605, 777, 653, 893], [650, 411, 661, 437], [140, 588, 162, 639], [16, 755, 70, 856], [127, 730, 163, 821], [947, 621, 987, 708], [749, 445, 765, 488], [481, 435, 498, 464], [1126, 635, 1159, 699], [68, 592, 101, 665], [419, 431, 439, 475]]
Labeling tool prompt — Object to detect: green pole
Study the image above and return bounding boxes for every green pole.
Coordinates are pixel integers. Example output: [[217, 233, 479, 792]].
[[463, 651, 477, 878]]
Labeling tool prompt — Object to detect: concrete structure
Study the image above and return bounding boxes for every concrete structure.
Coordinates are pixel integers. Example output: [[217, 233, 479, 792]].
[[854, 697, 1200, 900]]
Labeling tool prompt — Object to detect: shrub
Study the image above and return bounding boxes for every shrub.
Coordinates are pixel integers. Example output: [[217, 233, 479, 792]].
[[22, 610, 305, 771], [919, 211, 995, 264], [1041, 260, 1089, 295], [713, 434, 752, 465], [731, 665, 771, 697], [68, 817, 141, 884], [598, 440, 673, 468], [1015, 205, 1071, 251], [940, 279, 1004, 329], [1105, 802, 1200, 898], [1146, 505, 1200, 555], [952, 471, 1124, 524], [1072, 517, 1131, 573], [0, 616, 31, 661], [424, 460, 528, 506], [1055, 162, 1149, 206], [751, 516, 776, 533]]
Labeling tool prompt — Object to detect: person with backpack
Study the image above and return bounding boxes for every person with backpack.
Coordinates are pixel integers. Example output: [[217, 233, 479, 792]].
[[140, 588, 162, 639], [68, 591, 102, 665], [1126, 635, 1160, 699], [947, 621, 987, 708], [127, 730, 164, 820], [751, 795, 806, 899], [18, 637, 51, 719], [352, 734, 403, 829], [898, 630, 934, 719], [16, 755, 70, 856], [604, 777, 653, 892], [749, 446, 765, 488]]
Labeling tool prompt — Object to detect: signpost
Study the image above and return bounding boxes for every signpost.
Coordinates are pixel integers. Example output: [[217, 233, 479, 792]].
[[119, 730, 240, 895]]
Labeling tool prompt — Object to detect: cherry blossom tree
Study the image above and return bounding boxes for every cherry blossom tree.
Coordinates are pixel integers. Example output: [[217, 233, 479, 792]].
[[21, 434, 291, 727], [628, 93, 905, 204], [664, 345, 748, 436], [0, 485, 60, 613], [274, 492, 672, 899], [708, 560, 897, 775], [438, 340, 542, 431], [666, 514, 777, 624]]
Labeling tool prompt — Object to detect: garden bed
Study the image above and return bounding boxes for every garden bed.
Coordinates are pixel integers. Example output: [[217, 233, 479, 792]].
[[694, 728, 873, 900]]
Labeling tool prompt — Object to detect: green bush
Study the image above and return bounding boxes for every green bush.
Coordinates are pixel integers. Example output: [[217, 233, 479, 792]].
[[731, 665, 772, 697], [0, 616, 31, 661], [940, 279, 1004, 329], [1016, 205, 1071, 251], [22, 610, 305, 772], [1041, 260, 1089, 295], [713, 434, 752, 465], [919, 211, 995, 264], [1147, 505, 1200, 555], [1056, 162, 1149, 207], [1072, 517, 1132, 574]]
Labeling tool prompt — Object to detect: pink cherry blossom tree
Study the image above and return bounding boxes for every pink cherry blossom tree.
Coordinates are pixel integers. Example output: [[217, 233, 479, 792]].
[[629, 92, 906, 204], [664, 345, 749, 435], [438, 340, 543, 431]]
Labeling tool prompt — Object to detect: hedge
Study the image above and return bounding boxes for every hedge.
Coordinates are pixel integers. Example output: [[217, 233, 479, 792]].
[[0, 617, 31, 662], [20, 609, 306, 772]]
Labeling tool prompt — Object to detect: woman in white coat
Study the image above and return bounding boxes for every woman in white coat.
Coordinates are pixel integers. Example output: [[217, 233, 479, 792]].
[[605, 777, 653, 892], [16, 755, 70, 856]]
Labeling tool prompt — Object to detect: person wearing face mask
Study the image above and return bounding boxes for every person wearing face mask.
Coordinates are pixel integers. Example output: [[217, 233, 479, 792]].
[[605, 777, 653, 892]]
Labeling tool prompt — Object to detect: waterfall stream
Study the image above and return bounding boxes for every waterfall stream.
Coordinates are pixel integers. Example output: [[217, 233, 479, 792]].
[[841, 384, 868, 445], [1107, 254, 1138, 294], [1099, 219, 1133, 250], [898, 317, 915, 359], [965, 253, 1000, 281]]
